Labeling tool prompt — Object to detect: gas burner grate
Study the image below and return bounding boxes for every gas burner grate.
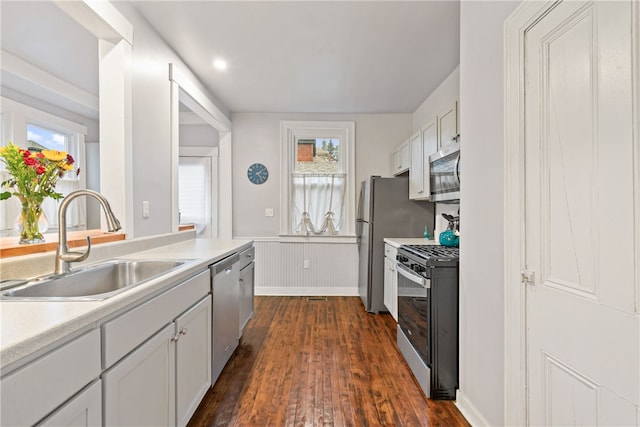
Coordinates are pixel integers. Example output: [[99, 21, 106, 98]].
[[401, 245, 459, 261]]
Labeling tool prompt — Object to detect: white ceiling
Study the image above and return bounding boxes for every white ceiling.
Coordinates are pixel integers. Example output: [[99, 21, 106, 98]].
[[131, 1, 460, 114], [0, 1, 460, 117]]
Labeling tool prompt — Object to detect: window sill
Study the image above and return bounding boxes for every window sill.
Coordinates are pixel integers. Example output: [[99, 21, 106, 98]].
[[278, 234, 357, 244], [0, 230, 126, 259], [178, 224, 195, 232]]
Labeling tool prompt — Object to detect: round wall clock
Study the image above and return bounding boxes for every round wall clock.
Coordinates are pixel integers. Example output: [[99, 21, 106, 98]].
[[247, 163, 269, 185]]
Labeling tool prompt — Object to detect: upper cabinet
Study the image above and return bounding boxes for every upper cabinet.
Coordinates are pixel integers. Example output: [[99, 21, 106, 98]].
[[408, 131, 425, 199], [438, 100, 459, 150], [407, 99, 459, 201], [391, 139, 410, 176]]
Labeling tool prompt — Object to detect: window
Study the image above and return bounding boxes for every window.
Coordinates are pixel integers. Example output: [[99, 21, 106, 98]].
[[0, 97, 87, 235], [280, 121, 355, 237], [178, 154, 214, 238]]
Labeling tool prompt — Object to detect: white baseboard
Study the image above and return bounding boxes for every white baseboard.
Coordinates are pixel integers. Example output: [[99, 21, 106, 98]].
[[455, 390, 492, 427], [255, 287, 359, 296]]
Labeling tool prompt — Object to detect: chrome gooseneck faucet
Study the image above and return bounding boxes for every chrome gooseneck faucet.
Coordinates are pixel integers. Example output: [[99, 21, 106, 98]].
[[54, 189, 122, 275]]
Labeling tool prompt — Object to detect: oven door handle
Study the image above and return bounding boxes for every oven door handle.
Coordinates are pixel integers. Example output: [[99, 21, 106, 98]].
[[396, 263, 430, 289]]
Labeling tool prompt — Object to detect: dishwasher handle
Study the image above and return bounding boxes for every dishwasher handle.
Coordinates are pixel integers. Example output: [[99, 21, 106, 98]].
[[210, 253, 239, 275]]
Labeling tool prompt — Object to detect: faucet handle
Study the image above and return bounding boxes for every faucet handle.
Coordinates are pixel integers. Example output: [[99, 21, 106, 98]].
[[59, 236, 92, 263]]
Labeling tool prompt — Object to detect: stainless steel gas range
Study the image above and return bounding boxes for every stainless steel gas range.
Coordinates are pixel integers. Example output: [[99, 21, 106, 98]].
[[396, 244, 459, 400]]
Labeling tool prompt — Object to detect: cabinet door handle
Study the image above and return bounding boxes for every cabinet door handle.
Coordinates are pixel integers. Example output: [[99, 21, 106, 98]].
[[180, 328, 187, 336], [170, 334, 180, 342], [225, 267, 232, 274]]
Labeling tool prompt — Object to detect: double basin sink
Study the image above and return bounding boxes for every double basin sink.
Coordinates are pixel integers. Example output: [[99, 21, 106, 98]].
[[0, 259, 192, 301]]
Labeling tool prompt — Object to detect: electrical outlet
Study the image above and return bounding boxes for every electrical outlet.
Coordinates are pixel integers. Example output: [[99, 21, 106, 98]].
[[303, 260, 310, 269], [265, 208, 274, 217], [142, 201, 150, 218]]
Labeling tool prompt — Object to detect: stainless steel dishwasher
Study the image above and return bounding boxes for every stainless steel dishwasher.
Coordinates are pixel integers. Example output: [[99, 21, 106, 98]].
[[210, 253, 240, 385]]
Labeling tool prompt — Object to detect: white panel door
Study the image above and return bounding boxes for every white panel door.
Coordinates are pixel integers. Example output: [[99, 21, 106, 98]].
[[409, 131, 424, 199], [176, 295, 212, 427], [438, 101, 458, 150], [103, 323, 176, 426], [37, 381, 102, 427], [421, 119, 437, 200], [524, 1, 639, 426]]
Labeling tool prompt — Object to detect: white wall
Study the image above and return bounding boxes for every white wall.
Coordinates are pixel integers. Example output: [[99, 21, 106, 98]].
[[179, 124, 219, 147], [457, 2, 520, 426], [111, 2, 230, 238], [231, 112, 412, 237]]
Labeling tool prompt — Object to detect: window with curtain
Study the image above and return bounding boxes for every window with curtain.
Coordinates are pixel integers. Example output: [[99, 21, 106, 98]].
[[280, 121, 355, 237], [178, 156, 212, 238], [0, 98, 86, 236]]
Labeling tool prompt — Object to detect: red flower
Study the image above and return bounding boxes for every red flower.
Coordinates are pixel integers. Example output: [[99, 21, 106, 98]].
[[22, 150, 31, 157], [35, 165, 46, 175], [36, 153, 45, 158], [24, 157, 37, 166], [66, 154, 75, 164]]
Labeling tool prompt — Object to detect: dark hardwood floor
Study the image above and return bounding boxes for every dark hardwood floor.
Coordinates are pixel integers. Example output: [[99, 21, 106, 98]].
[[188, 296, 470, 427]]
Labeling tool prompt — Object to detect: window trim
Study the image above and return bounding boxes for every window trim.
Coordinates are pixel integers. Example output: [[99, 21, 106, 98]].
[[279, 120, 355, 238], [0, 97, 88, 232], [1, 97, 86, 184]]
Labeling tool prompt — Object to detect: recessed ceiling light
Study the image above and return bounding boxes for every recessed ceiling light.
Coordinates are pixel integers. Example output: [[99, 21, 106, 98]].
[[213, 58, 227, 71]]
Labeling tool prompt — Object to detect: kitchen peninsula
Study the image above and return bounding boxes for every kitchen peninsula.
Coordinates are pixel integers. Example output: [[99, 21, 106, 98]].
[[0, 233, 252, 426]]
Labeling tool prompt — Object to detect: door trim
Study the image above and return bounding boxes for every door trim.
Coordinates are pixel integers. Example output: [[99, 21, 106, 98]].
[[503, 1, 559, 425], [505, 1, 640, 425]]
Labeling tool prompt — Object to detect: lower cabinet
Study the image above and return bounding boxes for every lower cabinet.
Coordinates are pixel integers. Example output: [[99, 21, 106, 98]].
[[383, 244, 398, 321], [176, 296, 212, 426], [103, 295, 212, 427], [0, 329, 101, 426], [103, 323, 176, 426], [38, 380, 102, 427]]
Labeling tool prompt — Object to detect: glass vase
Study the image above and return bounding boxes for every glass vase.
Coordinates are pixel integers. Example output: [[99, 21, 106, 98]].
[[15, 200, 49, 244]]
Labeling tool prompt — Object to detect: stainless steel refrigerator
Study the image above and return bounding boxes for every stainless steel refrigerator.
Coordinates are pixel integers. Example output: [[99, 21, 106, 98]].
[[356, 176, 435, 313]]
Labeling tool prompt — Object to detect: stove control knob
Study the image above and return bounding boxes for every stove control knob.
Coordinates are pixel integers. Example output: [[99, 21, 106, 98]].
[[416, 265, 426, 273]]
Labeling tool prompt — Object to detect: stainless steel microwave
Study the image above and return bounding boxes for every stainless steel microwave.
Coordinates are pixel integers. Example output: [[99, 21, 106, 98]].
[[429, 142, 460, 202]]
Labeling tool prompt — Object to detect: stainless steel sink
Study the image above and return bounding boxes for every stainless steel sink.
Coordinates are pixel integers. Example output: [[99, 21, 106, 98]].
[[0, 259, 192, 301]]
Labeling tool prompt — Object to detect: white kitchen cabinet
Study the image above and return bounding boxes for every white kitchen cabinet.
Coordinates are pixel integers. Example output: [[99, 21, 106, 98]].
[[211, 254, 240, 385], [102, 269, 211, 426], [420, 119, 438, 200], [176, 296, 212, 427], [392, 139, 410, 176], [103, 323, 176, 426], [238, 246, 255, 336], [409, 131, 425, 199], [0, 329, 101, 426], [383, 244, 398, 321], [438, 100, 459, 150], [38, 380, 102, 427]]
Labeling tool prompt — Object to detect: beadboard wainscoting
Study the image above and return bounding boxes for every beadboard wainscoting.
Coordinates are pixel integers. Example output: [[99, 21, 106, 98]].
[[252, 238, 359, 296]]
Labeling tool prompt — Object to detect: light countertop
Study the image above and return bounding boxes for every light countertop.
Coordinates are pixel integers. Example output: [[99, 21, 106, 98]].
[[0, 238, 251, 372], [383, 238, 439, 248]]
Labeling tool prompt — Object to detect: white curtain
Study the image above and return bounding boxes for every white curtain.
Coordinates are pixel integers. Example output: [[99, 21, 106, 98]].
[[0, 171, 83, 235], [292, 173, 346, 235]]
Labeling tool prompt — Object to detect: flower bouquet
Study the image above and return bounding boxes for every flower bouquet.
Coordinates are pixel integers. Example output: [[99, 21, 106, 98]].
[[0, 142, 77, 243]]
